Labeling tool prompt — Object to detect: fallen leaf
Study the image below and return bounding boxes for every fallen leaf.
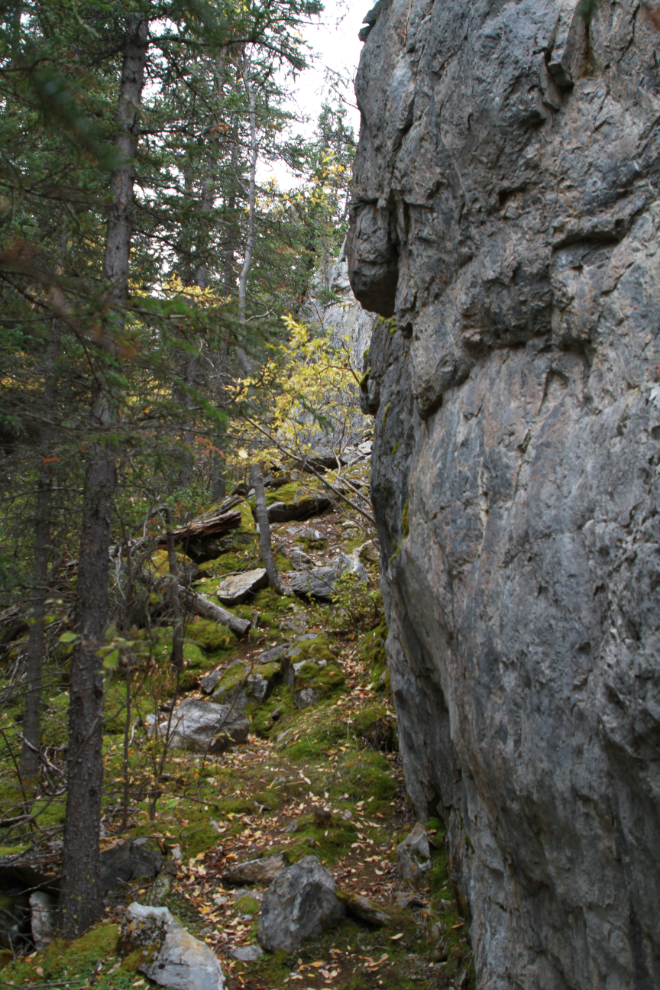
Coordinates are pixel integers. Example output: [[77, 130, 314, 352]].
[[391, 933, 404, 941]]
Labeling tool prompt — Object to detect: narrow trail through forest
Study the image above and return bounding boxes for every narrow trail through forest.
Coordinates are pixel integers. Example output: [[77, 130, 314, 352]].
[[0, 476, 474, 990]]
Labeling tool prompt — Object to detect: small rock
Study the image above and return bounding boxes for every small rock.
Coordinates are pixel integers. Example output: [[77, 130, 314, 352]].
[[258, 644, 290, 664], [164, 699, 249, 753], [356, 540, 380, 565], [258, 856, 345, 953], [342, 520, 357, 529], [216, 569, 268, 605], [171, 845, 183, 863], [200, 669, 223, 694], [397, 823, 431, 883], [121, 902, 224, 990], [289, 567, 340, 602], [230, 944, 264, 962], [29, 891, 56, 950], [296, 687, 319, 710], [297, 527, 325, 543], [290, 549, 314, 570], [223, 853, 286, 886]]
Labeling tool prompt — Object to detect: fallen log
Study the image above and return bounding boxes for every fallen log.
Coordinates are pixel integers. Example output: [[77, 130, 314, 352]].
[[338, 889, 396, 927], [156, 510, 241, 547], [182, 588, 251, 639]]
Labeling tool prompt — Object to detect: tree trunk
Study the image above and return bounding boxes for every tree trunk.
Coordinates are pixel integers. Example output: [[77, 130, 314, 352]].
[[164, 510, 184, 671], [21, 320, 60, 780], [236, 55, 257, 378], [211, 129, 240, 501], [58, 454, 115, 937], [60, 13, 148, 939], [249, 464, 291, 597]]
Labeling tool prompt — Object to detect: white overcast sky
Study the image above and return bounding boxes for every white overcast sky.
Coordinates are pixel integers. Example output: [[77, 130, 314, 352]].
[[260, 0, 365, 186]]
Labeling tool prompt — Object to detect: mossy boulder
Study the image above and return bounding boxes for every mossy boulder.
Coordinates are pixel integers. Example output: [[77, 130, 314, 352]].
[[213, 659, 284, 711], [283, 639, 346, 710]]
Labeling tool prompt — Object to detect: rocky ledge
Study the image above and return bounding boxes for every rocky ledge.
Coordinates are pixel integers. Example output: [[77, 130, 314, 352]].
[[348, 1, 660, 988]]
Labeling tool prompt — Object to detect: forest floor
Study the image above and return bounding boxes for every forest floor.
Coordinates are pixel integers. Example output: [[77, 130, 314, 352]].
[[0, 481, 474, 990]]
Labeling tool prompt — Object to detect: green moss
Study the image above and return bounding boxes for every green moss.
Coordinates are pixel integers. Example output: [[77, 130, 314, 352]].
[[249, 685, 296, 737], [235, 894, 260, 916], [251, 949, 294, 985], [187, 619, 235, 652], [401, 499, 409, 540], [391, 441, 399, 456], [121, 946, 158, 972], [359, 366, 371, 389], [293, 661, 346, 702], [181, 824, 218, 858], [382, 401, 391, 432], [296, 532, 326, 550], [285, 815, 358, 864], [274, 549, 293, 573], [2, 923, 120, 986], [326, 750, 397, 808]]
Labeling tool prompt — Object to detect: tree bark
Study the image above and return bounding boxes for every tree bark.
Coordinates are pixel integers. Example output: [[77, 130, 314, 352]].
[[164, 510, 184, 671], [236, 54, 257, 378], [249, 464, 291, 597], [21, 319, 60, 780], [60, 13, 148, 939]]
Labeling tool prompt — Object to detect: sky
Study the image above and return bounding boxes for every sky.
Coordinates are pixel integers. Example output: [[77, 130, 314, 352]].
[[260, 0, 365, 187]]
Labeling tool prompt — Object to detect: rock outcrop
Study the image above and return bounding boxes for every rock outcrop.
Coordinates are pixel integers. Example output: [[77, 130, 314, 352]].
[[348, 2, 660, 988]]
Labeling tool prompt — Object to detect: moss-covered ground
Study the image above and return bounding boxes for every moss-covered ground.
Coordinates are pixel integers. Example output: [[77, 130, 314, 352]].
[[0, 503, 473, 990]]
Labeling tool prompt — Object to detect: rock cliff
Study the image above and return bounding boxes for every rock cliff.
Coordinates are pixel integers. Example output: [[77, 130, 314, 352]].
[[347, 1, 660, 987]]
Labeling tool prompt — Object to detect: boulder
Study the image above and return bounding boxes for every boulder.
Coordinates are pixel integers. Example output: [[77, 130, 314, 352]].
[[121, 902, 224, 990], [29, 891, 56, 951], [397, 824, 431, 884], [216, 568, 268, 605], [289, 548, 314, 570], [230, 944, 263, 962], [289, 567, 339, 602], [349, 0, 660, 984], [213, 660, 282, 712], [164, 700, 249, 753], [258, 856, 345, 953], [100, 837, 163, 894], [223, 853, 286, 886]]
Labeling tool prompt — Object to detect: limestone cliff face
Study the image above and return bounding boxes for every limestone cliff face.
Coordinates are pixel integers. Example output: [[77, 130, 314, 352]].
[[347, 2, 660, 987]]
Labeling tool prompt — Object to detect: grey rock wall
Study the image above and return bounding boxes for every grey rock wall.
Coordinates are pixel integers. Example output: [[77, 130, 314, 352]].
[[347, 1, 660, 988]]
